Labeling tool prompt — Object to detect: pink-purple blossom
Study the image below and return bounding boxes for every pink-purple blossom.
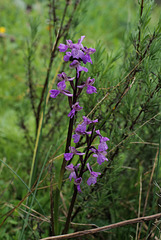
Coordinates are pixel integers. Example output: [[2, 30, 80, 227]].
[[69, 60, 88, 77], [95, 130, 110, 150], [58, 36, 96, 66], [86, 163, 101, 186], [57, 72, 75, 82], [74, 177, 82, 192], [96, 130, 110, 143], [72, 122, 87, 143], [58, 43, 68, 52], [68, 102, 83, 118], [72, 116, 98, 143], [50, 80, 73, 98], [64, 146, 85, 161], [90, 143, 108, 165], [78, 77, 97, 94], [65, 163, 80, 181], [83, 116, 98, 125]]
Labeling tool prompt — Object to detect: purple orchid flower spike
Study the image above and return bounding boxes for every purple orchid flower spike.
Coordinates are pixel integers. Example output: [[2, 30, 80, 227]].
[[74, 177, 82, 192], [65, 163, 80, 181], [90, 144, 108, 165], [64, 146, 85, 161], [78, 77, 97, 94], [57, 72, 75, 82], [68, 102, 83, 118], [86, 163, 101, 186], [50, 80, 73, 98]]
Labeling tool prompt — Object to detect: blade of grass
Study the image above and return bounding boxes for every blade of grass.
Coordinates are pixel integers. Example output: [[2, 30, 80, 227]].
[[28, 59, 62, 191], [19, 145, 52, 239], [0, 159, 45, 216]]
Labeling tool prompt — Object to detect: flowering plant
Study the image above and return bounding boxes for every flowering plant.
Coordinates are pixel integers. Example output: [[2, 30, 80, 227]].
[[50, 36, 110, 234]]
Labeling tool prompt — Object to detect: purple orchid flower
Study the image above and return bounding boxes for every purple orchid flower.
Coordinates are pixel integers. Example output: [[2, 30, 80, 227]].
[[72, 116, 98, 143], [58, 43, 68, 52], [65, 163, 80, 181], [86, 163, 101, 186], [95, 130, 110, 150], [78, 77, 97, 94], [60, 36, 85, 52], [68, 102, 83, 118], [63, 52, 72, 62], [50, 80, 73, 98], [69, 60, 88, 77], [57, 72, 75, 82], [90, 143, 108, 165], [96, 130, 110, 143], [83, 116, 98, 125], [64, 146, 85, 161], [82, 46, 96, 64], [72, 122, 86, 143], [74, 177, 82, 192]]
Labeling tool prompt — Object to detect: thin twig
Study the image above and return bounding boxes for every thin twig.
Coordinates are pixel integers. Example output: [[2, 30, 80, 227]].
[[36, 0, 70, 131], [40, 213, 161, 240], [48, 0, 53, 52], [136, 0, 144, 59]]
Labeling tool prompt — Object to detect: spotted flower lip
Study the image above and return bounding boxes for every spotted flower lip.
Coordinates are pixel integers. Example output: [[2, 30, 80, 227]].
[[49, 80, 73, 98], [68, 102, 83, 119]]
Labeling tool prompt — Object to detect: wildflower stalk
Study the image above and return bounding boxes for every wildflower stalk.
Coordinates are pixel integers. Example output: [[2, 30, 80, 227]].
[[50, 36, 100, 235], [54, 71, 80, 235]]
